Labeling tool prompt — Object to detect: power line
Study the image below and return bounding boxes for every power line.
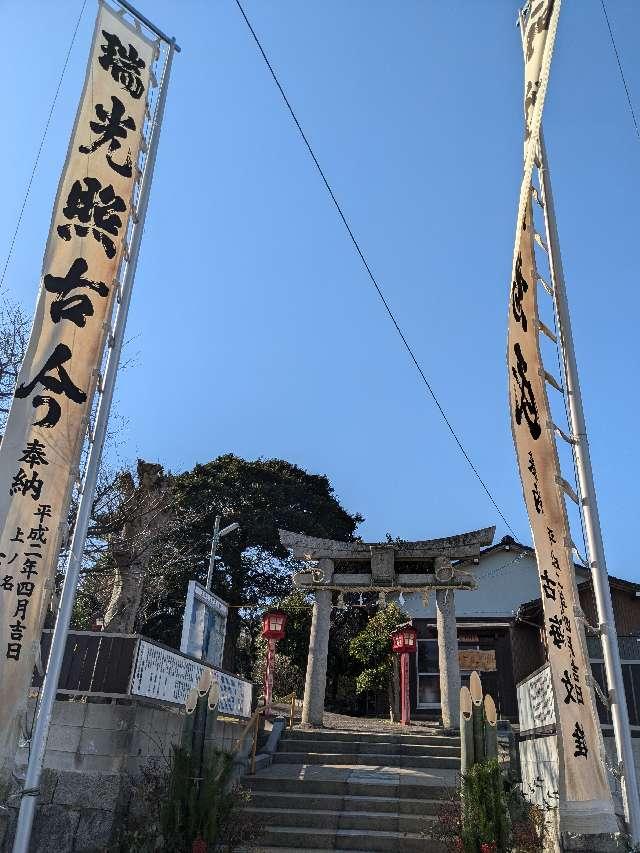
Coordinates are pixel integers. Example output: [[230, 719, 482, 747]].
[[600, 0, 640, 143], [0, 0, 89, 291], [233, 0, 516, 537]]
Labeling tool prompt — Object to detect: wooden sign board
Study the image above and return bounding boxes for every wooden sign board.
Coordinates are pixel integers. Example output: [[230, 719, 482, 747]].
[[458, 649, 496, 671]]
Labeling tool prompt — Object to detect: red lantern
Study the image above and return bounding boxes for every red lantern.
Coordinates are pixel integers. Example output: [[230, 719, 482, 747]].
[[390, 623, 417, 726], [391, 624, 418, 655], [261, 610, 288, 640], [262, 611, 287, 711]]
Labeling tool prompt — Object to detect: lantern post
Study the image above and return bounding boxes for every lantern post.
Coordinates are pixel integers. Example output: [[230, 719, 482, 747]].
[[391, 624, 418, 725], [262, 611, 287, 710]]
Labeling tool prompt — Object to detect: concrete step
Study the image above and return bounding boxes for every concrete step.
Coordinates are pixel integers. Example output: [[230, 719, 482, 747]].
[[244, 774, 451, 800], [272, 751, 460, 770], [246, 790, 441, 815], [279, 738, 460, 758], [250, 825, 444, 852], [283, 729, 459, 747], [247, 806, 434, 833]]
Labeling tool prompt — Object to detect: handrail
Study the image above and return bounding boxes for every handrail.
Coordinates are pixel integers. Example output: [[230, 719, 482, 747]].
[[234, 692, 300, 776], [234, 706, 264, 774], [271, 692, 298, 730]]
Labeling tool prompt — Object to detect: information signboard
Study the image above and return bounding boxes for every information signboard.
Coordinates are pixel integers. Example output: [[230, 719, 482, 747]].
[[180, 580, 228, 667], [130, 639, 252, 717]]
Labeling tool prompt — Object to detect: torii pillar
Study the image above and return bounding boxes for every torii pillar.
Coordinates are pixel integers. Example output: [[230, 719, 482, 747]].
[[436, 585, 461, 733], [301, 560, 333, 727]]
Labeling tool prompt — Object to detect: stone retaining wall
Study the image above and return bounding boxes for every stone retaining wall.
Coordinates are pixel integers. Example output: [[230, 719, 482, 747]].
[[0, 698, 244, 852]]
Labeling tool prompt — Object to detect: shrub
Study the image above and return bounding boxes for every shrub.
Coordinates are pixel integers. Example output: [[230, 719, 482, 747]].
[[116, 746, 263, 852], [427, 760, 546, 853]]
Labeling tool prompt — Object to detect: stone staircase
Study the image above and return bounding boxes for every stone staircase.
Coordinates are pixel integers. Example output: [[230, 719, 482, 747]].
[[242, 726, 460, 852]]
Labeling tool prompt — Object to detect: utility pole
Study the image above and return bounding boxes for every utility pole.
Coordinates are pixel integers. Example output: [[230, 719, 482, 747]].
[[206, 516, 221, 591]]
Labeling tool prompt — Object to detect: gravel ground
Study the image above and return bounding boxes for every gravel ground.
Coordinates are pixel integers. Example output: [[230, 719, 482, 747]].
[[302, 710, 442, 734]]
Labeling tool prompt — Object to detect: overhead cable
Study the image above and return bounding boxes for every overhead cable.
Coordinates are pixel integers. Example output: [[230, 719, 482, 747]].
[[0, 0, 89, 290], [233, 0, 516, 537], [600, 0, 640, 143]]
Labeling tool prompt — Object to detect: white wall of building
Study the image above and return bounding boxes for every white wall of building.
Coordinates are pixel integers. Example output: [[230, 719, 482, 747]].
[[395, 545, 589, 620]]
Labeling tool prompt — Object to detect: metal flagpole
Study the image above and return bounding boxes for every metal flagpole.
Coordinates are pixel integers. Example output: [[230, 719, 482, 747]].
[[537, 131, 640, 843], [11, 30, 177, 853]]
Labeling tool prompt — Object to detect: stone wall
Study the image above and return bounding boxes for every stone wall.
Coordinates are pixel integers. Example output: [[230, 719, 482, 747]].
[[0, 698, 244, 852]]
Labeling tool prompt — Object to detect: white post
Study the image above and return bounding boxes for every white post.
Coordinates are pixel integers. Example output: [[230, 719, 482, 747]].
[[11, 36, 177, 853], [538, 131, 640, 843]]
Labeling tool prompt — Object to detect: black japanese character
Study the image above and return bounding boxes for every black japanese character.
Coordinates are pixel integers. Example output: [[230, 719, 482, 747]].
[[57, 178, 126, 259], [35, 505, 52, 524], [512, 342, 542, 440], [511, 253, 529, 332], [10, 527, 25, 543], [550, 551, 560, 573], [527, 451, 538, 479], [15, 343, 86, 428], [18, 439, 48, 470], [99, 31, 146, 100], [6, 643, 21, 661], [20, 559, 38, 580], [28, 525, 48, 544], [559, 588, 567, 614], [44, 258, 109, 327], [561, 669, 584, 705], [13, 599, 27, 619], [16, 581, 35, 598], [572, 721, 589, 758], [547, 615, 565, 649], [532, 482, 543, 514], [9, 620, 25, 642], [79, 96, 136, 177], [540, 569, 556, 601], [547, 527, 557, 544], [9, 469, 43, 501], [1, 576, 13, 591]]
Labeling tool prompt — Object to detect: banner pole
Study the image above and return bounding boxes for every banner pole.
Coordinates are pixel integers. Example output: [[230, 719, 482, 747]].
[[11, 37, 176, 853], [538, 131, 640, 843]]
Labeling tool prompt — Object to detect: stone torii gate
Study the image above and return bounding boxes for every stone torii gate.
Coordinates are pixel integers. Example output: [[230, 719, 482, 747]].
[[279, 526, 495, 731]]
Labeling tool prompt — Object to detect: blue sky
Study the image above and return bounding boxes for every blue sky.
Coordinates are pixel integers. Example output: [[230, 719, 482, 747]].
[[1, 1, 639, 577]]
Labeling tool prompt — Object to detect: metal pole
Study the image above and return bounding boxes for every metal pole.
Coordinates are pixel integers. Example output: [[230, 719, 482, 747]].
[[206, 515, 221, 591], [112, 0, 181, 51], [538, 131, 640, 843], [11, 39, 176, 853], [264, 638, 275, 709]]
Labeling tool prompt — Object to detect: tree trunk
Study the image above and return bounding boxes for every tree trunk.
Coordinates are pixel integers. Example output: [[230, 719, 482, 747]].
[[104, 462, 170, 632], [222, 605, 241, 673], [389, 657, 401, 722]]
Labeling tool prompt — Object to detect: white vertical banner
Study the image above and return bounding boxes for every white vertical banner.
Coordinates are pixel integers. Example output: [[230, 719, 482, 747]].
[[508, 0, 618, 832], [0, 3, 155, 762]]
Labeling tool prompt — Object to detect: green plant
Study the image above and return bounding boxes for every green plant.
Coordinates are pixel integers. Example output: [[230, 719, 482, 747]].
[[428, 761, 546, 853], [461, 760, 511, 852], [349, 603, 408, 719], [116, 746, 263, 852]]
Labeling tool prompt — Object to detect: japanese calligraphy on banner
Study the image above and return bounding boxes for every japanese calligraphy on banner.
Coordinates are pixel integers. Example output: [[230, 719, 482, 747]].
[[0, 4, 155, 762], [508, 0, 617, 833]]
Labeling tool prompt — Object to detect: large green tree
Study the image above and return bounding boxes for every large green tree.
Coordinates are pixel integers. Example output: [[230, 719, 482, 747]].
[[115, 454, 362, 672], [176, 455, 362, 671]]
